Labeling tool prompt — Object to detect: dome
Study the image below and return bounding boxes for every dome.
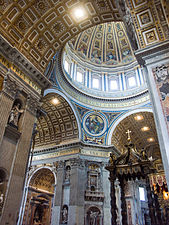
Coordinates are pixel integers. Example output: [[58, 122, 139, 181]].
[[62, 22, 147, 101], [67, 22, 136, 67]]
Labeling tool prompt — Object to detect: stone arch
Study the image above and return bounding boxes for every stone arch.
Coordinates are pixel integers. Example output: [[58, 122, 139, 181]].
[[27, 166, 57, 187], [107, 108, 153, 145], [85, 205, 103, 225], [23, 167, 56, 225], [44, 88, 81, 139]]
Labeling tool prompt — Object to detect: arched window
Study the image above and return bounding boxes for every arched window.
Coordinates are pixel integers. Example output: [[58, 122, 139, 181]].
[[110, 79, 118, 90], [128, 76, 137, 88], [92, 77, 100, 89], [64, 60, 70, 73], [76, 71, 83, 83]]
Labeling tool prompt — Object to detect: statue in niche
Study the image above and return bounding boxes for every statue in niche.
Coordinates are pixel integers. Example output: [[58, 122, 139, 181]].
[[87, 207, 101, 225], [65, 166, 71, 181], [61, 205, 68, 224], [109, 152, 116, 165], [8, 101, 24, 128]]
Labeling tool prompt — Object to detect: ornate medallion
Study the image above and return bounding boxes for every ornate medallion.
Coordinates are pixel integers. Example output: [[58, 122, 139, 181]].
[[83, 112, 107, 136]]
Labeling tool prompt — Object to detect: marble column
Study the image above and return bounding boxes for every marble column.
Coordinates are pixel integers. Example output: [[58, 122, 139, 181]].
[[119, 178, 128, 225]]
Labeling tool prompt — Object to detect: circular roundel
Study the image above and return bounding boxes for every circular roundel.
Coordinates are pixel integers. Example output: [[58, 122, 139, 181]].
[[96, 32, 102, 39], [83, 112, 107, 136]]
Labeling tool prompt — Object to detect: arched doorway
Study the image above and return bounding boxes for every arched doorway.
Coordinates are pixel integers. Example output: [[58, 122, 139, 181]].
[[22, 168, 55, 225]]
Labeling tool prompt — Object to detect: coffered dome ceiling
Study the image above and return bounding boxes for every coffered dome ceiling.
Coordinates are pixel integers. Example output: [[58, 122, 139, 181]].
[[66, 22, 136, 67], [59, 21, 148, 105]]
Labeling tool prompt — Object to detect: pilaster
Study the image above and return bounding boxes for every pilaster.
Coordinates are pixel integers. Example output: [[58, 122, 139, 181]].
[[52, 161, 64, 225], [0, 73, 17, 144], [0, 95, 39, 225], [69, 158, 86, 225], [135, 41, 169, 187]]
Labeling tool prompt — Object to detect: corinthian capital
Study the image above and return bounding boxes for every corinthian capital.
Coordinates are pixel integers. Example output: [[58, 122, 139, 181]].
[[26, 95, 39, 115]]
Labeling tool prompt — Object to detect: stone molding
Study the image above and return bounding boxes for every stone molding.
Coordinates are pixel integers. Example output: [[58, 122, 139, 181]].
[[0, 36, 51, 90], [4, 124, 21, 141], [70, 158, 85, 168], [2, 73, 18, 99]]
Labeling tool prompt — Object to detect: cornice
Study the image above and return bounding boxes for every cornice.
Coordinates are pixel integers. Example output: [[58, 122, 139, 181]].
[[0, 35, 52, 90], [34, 141, 119, 155], [135, 40, 169, 65]]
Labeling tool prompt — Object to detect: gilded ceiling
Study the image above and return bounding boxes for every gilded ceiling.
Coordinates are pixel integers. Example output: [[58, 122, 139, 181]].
[[35, 93, 79, 149], [0, 0, 120, 73], [29, 168, 55, 193], [111, 111, 161, 160], [0, 0, 168, 73]]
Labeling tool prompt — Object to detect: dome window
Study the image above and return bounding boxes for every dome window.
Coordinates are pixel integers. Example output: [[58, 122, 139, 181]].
[[64, 60, 70, 73], [76, 71, 83, 83], [92, 77, 100, 89], [110, 79, 118, 90], [128, 76, 137, 88]]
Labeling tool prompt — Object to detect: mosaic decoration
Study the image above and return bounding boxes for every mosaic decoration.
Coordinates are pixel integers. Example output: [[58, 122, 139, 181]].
[[76, 105, 89, 118], [104, 112, 120, 125], [83, 112, 107, 136], [84, 134, 105, 145], [68, 22, 135, 67], [152, 64, 169, 133]]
